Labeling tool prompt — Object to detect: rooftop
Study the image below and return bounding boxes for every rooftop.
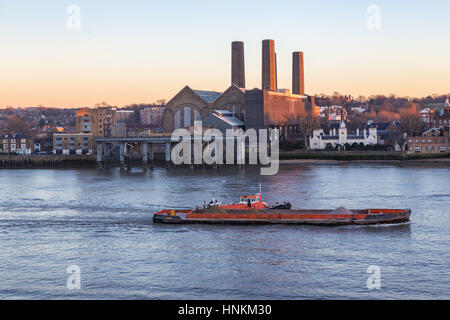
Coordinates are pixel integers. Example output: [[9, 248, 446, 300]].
[[193, 90, 222, 103], [210, 111, 244, 127]]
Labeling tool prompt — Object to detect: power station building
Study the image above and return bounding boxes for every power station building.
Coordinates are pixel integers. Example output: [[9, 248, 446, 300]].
[[162, 39, 318, 133], [244, 89, 317, 130], [163, 85, 245, 132]]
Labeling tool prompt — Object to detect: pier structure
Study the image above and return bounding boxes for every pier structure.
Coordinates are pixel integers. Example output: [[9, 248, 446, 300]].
[[94, 135, 247, 169], [95, 136, 173, 169]]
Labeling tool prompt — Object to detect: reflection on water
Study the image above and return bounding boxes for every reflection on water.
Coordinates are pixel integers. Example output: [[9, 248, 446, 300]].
[[0, 163, 449, 299]]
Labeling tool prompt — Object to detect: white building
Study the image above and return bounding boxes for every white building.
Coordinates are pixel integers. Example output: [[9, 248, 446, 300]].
[[310, 121, 377, 150], [116, 110, 135, 123]]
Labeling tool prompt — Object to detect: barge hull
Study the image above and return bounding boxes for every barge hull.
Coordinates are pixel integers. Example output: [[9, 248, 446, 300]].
[[153, 209, 411, 226]]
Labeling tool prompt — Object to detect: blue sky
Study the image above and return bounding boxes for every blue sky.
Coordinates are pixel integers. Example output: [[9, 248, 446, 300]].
[[0, 0, 449, 107]]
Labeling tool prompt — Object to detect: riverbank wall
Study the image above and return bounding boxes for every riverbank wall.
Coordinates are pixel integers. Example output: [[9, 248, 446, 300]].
[[279, 151, 450, 161], [0, 155, 97, 168], [1, 151, 449, 168]]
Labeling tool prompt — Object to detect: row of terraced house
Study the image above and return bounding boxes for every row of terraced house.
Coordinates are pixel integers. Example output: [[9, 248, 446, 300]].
[[0, 135, 34, 155]]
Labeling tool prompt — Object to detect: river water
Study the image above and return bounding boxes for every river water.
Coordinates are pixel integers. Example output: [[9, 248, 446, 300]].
[[0, 163, 449, 299]]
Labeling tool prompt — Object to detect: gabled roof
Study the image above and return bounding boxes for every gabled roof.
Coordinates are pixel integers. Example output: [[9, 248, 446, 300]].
[[167, 84, 244, 108], [166, 85, 211, 107], [422, 127, 441, 136], [212, 84, 245, 106]]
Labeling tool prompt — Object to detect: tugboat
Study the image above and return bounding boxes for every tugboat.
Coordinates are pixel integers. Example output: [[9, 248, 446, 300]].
[[219, 194, 291, 210], [153, 192, 411, 226]]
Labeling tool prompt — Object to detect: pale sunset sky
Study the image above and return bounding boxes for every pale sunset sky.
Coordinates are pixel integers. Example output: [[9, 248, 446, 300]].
[[0, 0, 449, 108]]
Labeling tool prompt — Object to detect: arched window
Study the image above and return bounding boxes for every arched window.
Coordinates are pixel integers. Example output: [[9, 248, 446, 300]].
[[184, 106, 191, 127], [174, 110, 181, 129], [194, 109, 201, 122]]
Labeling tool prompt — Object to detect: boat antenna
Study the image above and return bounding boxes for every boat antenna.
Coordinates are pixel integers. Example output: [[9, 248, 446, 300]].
[[259, 183, 262, 196]]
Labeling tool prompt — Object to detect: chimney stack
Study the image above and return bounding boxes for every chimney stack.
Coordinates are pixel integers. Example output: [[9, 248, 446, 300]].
[[275, 52, 278, 91], [262, 39, 277, 91], [292, 51, 305, 95], [231, 41, 245, 88]]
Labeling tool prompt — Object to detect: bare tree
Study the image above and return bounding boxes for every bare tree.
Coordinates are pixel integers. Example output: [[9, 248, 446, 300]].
[[5, 115, 31, 135], [93, 101, 112, 108], [400, 104, 423, 137], [156, 99, 166, 106], [297, 115, 320, 149], [347, 114, 368, 131]]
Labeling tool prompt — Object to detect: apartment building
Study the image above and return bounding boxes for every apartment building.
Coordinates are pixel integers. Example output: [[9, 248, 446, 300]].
[[408, 128, 449, 153], [53, 133, 93, 155], [76, 107, 117, 137], [140, 107, 164, 127]]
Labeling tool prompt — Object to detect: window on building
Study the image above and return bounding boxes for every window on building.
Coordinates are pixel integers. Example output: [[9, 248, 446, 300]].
[[184, 106, 191, 127], [194, 109, 201, 122], [174, 110, 181, 129]]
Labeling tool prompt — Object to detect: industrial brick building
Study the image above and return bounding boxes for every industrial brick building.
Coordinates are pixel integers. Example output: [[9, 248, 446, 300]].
[[162, 39, 318, 134], [244, 89, 318, 130], [163, 84, 245, 132]]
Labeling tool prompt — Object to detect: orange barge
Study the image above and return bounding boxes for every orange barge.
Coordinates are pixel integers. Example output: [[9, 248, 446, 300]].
[[153, 194, 411, 226]]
